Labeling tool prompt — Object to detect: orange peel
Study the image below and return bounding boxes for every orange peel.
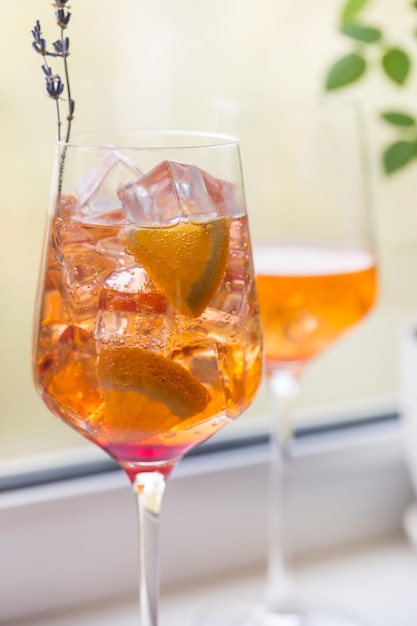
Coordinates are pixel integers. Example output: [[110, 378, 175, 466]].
[[125, 217, 230, 317], [98, 346, 210, 421]]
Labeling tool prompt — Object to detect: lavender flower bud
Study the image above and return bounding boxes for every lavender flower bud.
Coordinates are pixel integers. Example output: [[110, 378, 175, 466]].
[[31, 21, 47, 55], [52, 37, 70, 57], [45, 74, 65, 99], [55, 8, 71, 29]]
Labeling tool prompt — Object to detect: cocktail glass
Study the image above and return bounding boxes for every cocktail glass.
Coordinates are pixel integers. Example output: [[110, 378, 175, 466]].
[[203, 102, 378, 625], [32, 130, 263, 626]]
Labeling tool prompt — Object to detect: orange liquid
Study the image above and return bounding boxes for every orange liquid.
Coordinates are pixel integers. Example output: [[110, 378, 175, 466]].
[[33, 204, 262, 476], [255, 244, 377, 370]]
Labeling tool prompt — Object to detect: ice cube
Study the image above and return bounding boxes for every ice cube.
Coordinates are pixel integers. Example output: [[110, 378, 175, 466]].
[[57, 194, 128, 225], [57, 211, 127, 248], [79, 207, 128, 226], [117, 160, 242, 225], [96, 266, 171, 351], [194, 240, 248, 322], [53, 208, 129, 319], [61, 241, 118, 318], [75, 149, 142, 217], [38, 325, 102, 420]]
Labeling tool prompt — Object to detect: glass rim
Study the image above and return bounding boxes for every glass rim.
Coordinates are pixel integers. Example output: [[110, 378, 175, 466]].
[[57, 128, 240, 150]]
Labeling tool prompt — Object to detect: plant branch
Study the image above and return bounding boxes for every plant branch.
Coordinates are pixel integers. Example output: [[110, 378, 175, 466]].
[[31, 2, 75, 144]]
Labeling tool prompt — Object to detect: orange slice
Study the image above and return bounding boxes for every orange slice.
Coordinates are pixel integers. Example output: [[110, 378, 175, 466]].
[[125, 217, 230, 317], [98, 346, 210, 420], [88, 393, 175, 440]]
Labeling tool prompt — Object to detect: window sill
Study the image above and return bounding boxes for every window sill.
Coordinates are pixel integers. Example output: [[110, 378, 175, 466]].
[[0, 412, 414, 624], [8, 534, 417, 626]]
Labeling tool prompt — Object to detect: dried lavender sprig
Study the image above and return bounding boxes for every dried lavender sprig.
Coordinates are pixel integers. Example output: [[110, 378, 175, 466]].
[[54, 2, 75, 142], [31, 1, 75, 142], [32, 2, 76, 208]]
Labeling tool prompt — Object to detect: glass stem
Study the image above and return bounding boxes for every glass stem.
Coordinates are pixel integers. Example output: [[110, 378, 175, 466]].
[[134, 471, 167, 626], [266, 369, 300, 613]]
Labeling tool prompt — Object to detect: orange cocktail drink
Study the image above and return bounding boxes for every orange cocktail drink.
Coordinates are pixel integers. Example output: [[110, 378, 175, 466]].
[[255, 243, 377, 371], [33, 156, 262, 480]]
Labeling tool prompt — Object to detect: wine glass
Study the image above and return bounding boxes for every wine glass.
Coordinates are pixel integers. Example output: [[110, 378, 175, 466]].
[[31, 129, 263, 626], [204, 101, 378, 625]]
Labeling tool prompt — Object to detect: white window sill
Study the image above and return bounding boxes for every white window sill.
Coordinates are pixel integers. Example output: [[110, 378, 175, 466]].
[[8, 534, 417, 626], [0, 412, 415, 624]]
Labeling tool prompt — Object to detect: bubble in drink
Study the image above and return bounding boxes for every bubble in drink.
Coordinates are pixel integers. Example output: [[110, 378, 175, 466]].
[[117, 160, 243, 225]]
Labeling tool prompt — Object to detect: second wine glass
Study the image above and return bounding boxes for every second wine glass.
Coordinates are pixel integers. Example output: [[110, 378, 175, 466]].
[[207, 101, 378, 625]]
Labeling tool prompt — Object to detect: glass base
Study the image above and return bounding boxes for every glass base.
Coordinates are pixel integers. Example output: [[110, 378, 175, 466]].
[[198, 604, 369, 626]]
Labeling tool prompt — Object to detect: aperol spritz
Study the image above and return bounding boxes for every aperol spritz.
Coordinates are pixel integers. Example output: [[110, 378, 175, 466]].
[[202, 102, 378, 626], [32, 130, 263, 625], [255, 243, 377, 371]]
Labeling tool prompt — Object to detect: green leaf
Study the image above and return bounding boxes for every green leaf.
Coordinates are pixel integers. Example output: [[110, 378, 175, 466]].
[[382, 48, 411, 85], [341, 23, 381, 43], [381, 111, 416, 127], [325, 53, 366, 90], [341, 0, 369, 23], [383, 140, 417, 175], [413, 0, 417, 9]]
